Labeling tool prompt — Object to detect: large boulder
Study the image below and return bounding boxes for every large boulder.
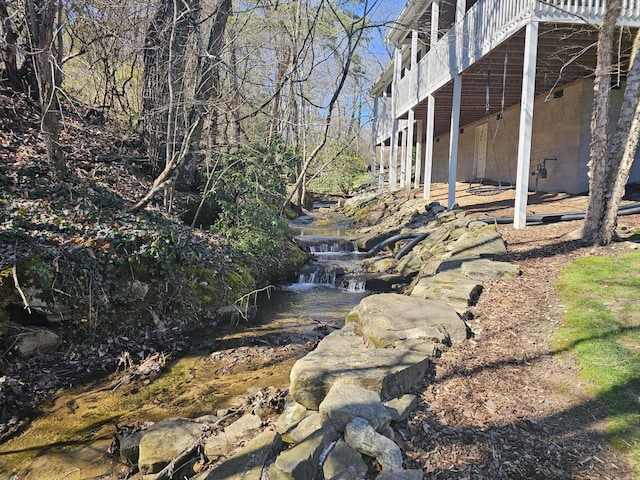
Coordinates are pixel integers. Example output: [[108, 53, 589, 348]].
[[347, 293, 468, 345], [460, 258, 521, 281], [410, 271, 484, 314], [289, 324, 432, 410], [442, 225, 506, 263]]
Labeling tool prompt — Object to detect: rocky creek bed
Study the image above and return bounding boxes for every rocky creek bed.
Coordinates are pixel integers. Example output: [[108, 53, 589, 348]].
[[97, 197, 533, 480], [3, 190, 639, 479]]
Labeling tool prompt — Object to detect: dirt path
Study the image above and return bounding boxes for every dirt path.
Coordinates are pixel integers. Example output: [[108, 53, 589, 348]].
[[397, 210, 640, 479]]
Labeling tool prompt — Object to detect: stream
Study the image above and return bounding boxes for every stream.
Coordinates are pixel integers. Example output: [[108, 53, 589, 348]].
[[0, 204, 370, 479]]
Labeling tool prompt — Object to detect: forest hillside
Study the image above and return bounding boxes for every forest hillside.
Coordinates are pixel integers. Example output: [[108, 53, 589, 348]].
[[0, 86, 310, 439]]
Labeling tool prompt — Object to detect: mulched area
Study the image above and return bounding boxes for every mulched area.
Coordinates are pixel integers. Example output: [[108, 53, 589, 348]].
[[397, 215, 640, 479]]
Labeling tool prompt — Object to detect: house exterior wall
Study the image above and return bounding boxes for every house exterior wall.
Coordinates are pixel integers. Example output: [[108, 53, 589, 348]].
[[577, 79, 640, 193], [426, 79, 640, 194]]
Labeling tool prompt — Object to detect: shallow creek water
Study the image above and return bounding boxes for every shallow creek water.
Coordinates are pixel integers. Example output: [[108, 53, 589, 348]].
[[0, 206, 368, 479]]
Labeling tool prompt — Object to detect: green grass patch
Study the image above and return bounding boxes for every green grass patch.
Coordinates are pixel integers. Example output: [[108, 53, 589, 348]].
[[556, 251, 640, 471]]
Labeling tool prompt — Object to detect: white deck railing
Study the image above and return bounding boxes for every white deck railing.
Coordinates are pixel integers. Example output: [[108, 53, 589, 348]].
[[393, 0, 640, 118], [374, 102, 408, 146], [535, 0, 640, 22], [374, 100, 394, 145]]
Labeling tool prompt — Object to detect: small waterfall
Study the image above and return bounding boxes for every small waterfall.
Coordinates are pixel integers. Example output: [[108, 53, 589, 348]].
[[307, 241, 357, 254], [297, 265, 339, 285], [341, 274, 367, 293], [295, 236, 359, 256], [293, 235, 364, 290]]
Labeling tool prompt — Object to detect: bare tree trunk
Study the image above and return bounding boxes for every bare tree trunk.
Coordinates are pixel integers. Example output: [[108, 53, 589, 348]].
[[267, 48, 290, 145], [182, 0, 232, 188], [26, 0, 65, 178], [0, 0, 21, 89], [142, 1, 172, 172], [600, 30, 640, 244], [142, 0, 196, 177], [582, 0, 621, 245], [230, 44, 241, 148]]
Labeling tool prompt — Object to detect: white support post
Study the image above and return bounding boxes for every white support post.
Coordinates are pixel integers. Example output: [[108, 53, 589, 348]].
[[411, 29, 418, 69], [371, 96, 379, 187], [400, 128, 407, 189], [431, 1, 440, 45], [448, 75, 462, 208], [389, 128, 399, 190], [456, 0, 465, 22], [423, 94, 435, 200], [379, 143, 386, 189], [414, 118, 424, 188], [389, 46, 402, 190], [514, 21, 539, 229], [405, 108, 415, 195]]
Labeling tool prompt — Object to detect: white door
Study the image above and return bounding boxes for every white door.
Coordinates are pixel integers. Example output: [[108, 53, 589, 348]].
[[474, 123, 488, 180]]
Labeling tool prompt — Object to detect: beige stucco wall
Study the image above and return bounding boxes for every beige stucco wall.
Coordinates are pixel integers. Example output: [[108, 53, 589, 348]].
[[427, 79, 640, 194]]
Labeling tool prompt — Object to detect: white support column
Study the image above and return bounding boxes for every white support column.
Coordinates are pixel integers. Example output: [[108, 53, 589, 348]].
[[400, 128, 407, 189], [414, 118, 424, 188], [411, 29, 418, 69], [389, 46, 402, 190], [448, 75, 462, 208], [423, 94, 435, 200], [389, 128, 399, 190], [456, 0, 465, 22], [431, 1, 440, 45], [405, 108, 415, 195], [379, 143, 386, 189], [423, 1, 439, 200], [514, 21, 539, 229], [371, 96, 379, 187]]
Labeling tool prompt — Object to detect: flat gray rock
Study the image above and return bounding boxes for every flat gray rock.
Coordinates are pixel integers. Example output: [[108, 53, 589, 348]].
[[323, 439, 368, 480], [460, 258, 521, 281], [196, 430, 282, 480], [285, 412, 324, 443], [384, 394, 418, 422], [276, 401, 309, 436], [204, 414, 262, 458], [138, 417, 203, 475], [15, 327, 60, 357], [289, 324, 431, 410], [444, 225, 506, 260], [319, 383, 392, 432], [347, 293, 468, 344], [269, 426, 340, 480], [411, 271, 483, 315]]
